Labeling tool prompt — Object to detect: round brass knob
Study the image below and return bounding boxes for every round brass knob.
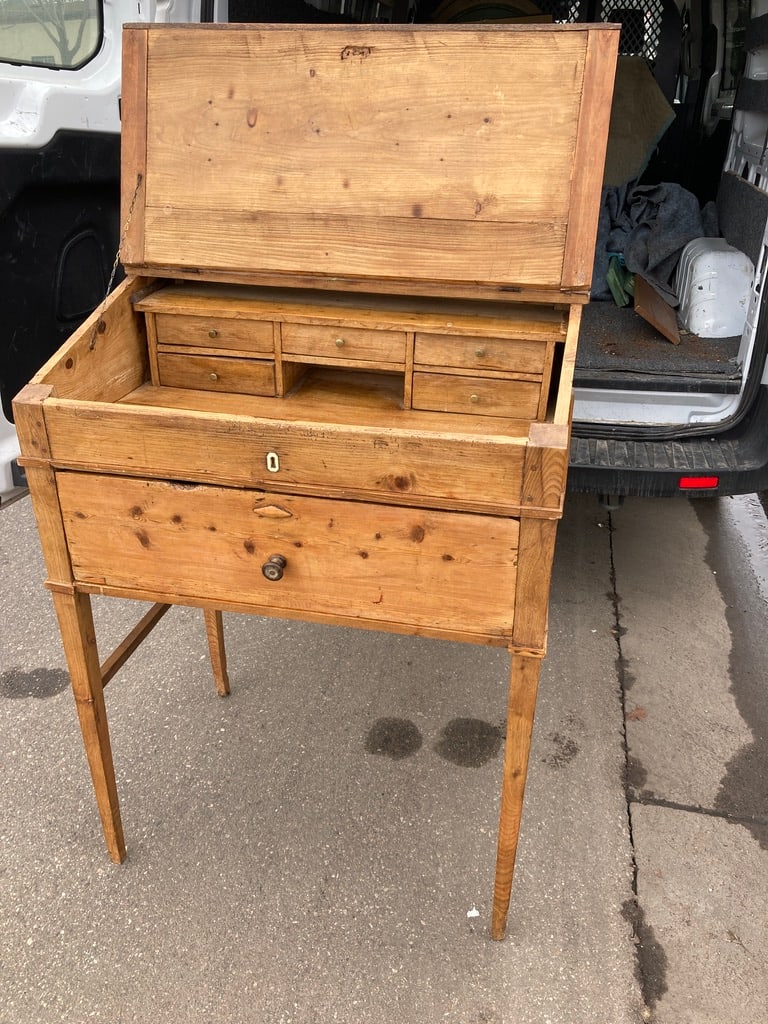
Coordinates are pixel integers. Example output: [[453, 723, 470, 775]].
[[262, 554, 287, 581], [209, 372, 219, 382], [469, 393, 480, 403], [475, 347, 486, 358], [208, 329, 219, 339], [335, 337, 345, 347]]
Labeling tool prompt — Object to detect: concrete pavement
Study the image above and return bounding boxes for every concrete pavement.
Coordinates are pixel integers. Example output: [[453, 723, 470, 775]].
[[1, 491, 765, 1023]]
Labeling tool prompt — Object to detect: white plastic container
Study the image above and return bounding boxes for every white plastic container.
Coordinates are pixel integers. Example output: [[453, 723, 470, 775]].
[[676, 238, 754, 338]]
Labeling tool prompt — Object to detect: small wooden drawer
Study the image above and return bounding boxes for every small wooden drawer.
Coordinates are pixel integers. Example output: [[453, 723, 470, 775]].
[[154, 313, 274, 354], [281, 322, 407, 364], [414, 333, 548, 375], [412, 372, 541, 419], [157, 352, 276, 396], [57, 473, 519, 642]]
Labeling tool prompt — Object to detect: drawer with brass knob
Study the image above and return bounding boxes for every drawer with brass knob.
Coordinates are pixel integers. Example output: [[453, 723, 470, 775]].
[[153, 313, 274, 354], [414, 333, 551, 375], [156, 351, 276, 396], [411, 371, 542, 419], [281, 322, 407, 367], [56, 472, 520, 643]]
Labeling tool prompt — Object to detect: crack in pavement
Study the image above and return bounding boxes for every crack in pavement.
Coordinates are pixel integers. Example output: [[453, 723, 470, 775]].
[[607, 509, 669, 1017]]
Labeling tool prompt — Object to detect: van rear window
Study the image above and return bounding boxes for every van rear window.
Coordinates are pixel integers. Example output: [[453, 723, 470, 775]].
[[0, 0, 102, 70]]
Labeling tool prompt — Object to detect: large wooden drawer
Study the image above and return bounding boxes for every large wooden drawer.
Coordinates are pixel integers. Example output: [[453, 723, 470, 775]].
[[57, 473, 519, 642]]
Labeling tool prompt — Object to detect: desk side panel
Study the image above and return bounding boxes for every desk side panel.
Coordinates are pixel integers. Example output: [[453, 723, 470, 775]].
[[33, 277, 150, 403]]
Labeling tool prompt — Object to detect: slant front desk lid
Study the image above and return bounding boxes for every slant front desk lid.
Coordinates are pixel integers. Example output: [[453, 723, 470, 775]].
[[121, 23, 618, 301]]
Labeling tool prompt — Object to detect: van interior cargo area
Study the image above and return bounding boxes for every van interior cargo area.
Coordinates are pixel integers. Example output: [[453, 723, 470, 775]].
[[575, 304, 742, 394]]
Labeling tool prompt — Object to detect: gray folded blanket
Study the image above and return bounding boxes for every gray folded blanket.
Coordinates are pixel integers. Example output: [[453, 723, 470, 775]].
[[592, 182, 719, 305]]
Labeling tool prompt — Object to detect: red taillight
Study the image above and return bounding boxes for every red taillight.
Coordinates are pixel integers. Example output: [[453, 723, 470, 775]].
[[678, 475, 720, 490]]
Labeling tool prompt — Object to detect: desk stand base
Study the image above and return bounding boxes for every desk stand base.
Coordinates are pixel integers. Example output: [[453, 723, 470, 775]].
[[54, 592, 539, 939]]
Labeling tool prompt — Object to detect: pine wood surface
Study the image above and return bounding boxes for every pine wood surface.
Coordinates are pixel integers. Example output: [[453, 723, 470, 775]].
[[491, 653, 542, 940], [41, 396, 536, 516], [281, 322, 408, 364], [413, 334, 551, 375], [56, 472, 520, 641], [156, 350, 276, 396], [135, 283, 568, 339], [29, 277, 149, 403], [412, 371, 542, 419], [155, 312, 275, 353], [122, 24, 617, 297]]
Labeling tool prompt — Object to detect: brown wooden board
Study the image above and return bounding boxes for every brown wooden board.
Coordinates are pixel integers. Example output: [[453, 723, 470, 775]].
[[121, 23, 618, 299], [56, 472, 520, 642]]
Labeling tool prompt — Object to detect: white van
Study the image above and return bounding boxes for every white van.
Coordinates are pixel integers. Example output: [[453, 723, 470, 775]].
[[2, 0, 767, 504]]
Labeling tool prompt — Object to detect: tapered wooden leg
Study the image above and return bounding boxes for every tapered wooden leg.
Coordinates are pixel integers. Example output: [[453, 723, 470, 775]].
[[204, 609, 230, 696], [491, 652, 542, 940], [52, 590, 126, 863]]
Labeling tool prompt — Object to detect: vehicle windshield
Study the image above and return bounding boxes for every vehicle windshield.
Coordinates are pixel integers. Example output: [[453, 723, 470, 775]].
[[0, 0, 102, 69]]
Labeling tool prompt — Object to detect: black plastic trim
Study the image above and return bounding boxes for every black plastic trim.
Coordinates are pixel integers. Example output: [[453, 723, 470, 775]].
[[569, 384, 768, 497], [573, 370, 741, 394]]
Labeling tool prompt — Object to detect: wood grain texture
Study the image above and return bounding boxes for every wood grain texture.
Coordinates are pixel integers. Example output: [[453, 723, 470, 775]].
[[56, 473, 520, 641], [120, 27, 148, 267], [414, 334, 549, 375], [100, 602, 171, 687], [412, 372, 542, 420], [43, 392, 529, 514], [282, 322, 407, 364], [511, 516, 558, 653], [553, 303, 582, 424], [204, 609, 230, 696], [492, 653, 541, 940], [521, 421, 570, 513], [52, 590, 126, 864], [15, 22, 618, 926], [156, 351, 276, 396], [123, 264, 592, 305], [155, 312, 275, 353], [31, 277, 149, 403], [13, 383, 74, 585], [120, 24, 618, 293], [135, 284, 568, 339], [561, 27, 620, 288]]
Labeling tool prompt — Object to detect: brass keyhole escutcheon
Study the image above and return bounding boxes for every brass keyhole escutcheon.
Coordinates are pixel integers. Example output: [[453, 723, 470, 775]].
[[262, 554, 287, 581]]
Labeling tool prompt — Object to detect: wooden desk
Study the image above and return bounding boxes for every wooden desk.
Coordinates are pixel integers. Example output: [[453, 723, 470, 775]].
[[14, 23, 617, 940]]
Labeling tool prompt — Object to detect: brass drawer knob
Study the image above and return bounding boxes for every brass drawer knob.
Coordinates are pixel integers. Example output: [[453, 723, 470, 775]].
[[208, 329, 219, 339], [335, 337, 345, 347], [209, 372, 219, 382], [262, 553, 287, 581], [469, 393, 480, 403], [475, 347, 486, 358]]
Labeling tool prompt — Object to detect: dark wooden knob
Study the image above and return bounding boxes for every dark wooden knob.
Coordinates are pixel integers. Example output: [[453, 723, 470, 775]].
[[261, 554, 287, 581]]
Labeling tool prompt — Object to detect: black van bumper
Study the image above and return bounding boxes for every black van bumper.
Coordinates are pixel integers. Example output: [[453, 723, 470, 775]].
[[568, 384, 768, 498]]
